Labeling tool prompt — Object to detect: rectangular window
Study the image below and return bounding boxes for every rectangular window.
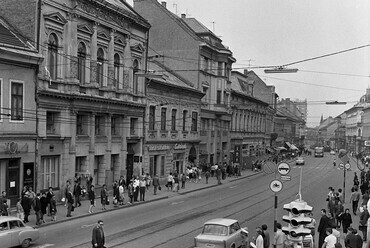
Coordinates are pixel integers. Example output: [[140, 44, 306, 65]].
[[111, 116, 120, 136], [171, 109, 177, 131], [94, 155, 103, 185], [202, 87, 208, 102], [46, 112, 58, 134], [161, 108, 167, 131], [76, 114, 88, 135], [216, 90, 222, 104], [95, 116, 105, 136], [149, 106, 156, 130], [75, 156, 86, 173], [130, 118, 138, 135], [218, 62, 223, 76], [11, 82, 23, 121], [191, 112, 198, 131], [182, 110, 187, 131], [40, 156, 59, 190]]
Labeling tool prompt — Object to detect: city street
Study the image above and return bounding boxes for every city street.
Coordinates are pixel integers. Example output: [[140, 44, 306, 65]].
[[27, 154, 362, 248]]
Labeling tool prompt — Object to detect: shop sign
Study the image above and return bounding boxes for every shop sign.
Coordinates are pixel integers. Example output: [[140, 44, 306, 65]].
[[148, 145, 170, 151], [174, 143, 187, 150]]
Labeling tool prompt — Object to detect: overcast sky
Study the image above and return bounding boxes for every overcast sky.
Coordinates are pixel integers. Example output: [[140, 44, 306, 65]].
[[128, 0, 370, 127]]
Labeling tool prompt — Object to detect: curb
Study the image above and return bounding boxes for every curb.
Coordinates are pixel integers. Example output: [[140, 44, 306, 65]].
[[32, 170, 263, 228]]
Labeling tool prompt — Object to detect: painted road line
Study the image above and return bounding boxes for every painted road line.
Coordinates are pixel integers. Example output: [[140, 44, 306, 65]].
[[82, 223, 96, 228], [171, 201, 185, 205]]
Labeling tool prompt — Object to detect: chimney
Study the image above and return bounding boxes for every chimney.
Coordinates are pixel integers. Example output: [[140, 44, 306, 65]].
[[244, 69, 248, 75], [181, 13, 186, 18], [161, 1, 166, 8]]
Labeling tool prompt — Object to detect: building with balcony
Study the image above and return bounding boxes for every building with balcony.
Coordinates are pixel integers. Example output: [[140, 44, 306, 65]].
[[134, 0, 235, 166], [1, 0, 150, 194], [0, 17, 43, 205], [144, 61, 204, 176]]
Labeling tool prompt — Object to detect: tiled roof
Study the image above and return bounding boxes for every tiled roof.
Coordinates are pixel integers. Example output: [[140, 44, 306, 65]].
[[0, 21, 27, 49]]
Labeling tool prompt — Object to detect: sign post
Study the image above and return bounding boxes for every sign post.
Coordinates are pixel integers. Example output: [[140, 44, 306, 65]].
[[338, 149, 349, 203]]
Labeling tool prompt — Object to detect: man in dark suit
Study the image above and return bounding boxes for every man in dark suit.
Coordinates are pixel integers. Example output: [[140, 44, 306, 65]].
[[345, 227, 358, 248], [318, 209, 329, 248], [92, 220, 105, 248], [152, 175, 160, 195]]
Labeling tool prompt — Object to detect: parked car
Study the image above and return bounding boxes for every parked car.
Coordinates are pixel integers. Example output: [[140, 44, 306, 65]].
[[330, 150, 336, 155], [296, 157, 305, 165], [0, 216, 39, 248], [194, 218, 247, 248]]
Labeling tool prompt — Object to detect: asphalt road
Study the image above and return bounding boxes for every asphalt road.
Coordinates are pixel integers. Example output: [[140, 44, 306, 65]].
[[31, 154, 361, 248]]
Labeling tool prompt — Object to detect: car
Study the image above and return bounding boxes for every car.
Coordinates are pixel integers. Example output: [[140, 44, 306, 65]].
[[330, 150, 336, 155], [194, 218, 247, 248], [296, 157, 305, 165], [0, 216, 39, 248]]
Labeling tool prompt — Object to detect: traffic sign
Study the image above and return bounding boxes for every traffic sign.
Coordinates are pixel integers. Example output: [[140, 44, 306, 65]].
[[281, 175, 291, 181], [263, 161, 277, 174], [345, 163, 351, 170], [278, 162, 291, 175], [339, 163, 344, 169], [270, 179, 283, 193]]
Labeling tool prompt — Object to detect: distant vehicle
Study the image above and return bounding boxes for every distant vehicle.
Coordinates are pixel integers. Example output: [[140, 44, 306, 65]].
[[330, 150, 336, 155], [314, 147, 324, 157], [194, 218, 247, 248], [0, 216, 39, 248], [296, 157, 305, 165]]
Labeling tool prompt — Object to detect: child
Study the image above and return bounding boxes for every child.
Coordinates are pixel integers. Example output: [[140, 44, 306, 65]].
[[16, 198, 24, 220], [49, 195, 57, 221], [88, 185, 95, 214]]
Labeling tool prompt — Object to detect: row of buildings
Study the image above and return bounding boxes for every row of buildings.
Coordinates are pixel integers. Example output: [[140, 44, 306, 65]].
[[314, 88, 370, 157], [0, 0, 306, 205]]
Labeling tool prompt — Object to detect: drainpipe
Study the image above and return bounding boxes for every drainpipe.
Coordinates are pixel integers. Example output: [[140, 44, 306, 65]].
[[34, 66, 39, 192]]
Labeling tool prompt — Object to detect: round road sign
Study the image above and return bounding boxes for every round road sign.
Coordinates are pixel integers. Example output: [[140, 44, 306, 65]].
[[263, 161, 277, 174], [270, 179, 283, 193], [339, 163, 344, 169], [277, 162, 291, 175], [345, 163, 351, 170]]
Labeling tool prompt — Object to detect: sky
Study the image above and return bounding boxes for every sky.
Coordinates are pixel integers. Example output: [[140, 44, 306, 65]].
[[127, 0, 370, 127]]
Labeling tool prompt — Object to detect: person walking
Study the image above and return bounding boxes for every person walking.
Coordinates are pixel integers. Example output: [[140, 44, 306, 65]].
[[21, 193, 32, 223], [16, 197, 24, 220], [92, 220, 105, 248], [100, 184, 108, 210], [66, 189, 74, 217], [88, 185, 96, 214], [40, 192, 48, 223], [128, 180, 134, 204], [341, 208, 353, 235], [152, 174, 160, 195], [50, 195, 57, 221], [181, 173, 186, 189], [205, 170, 210, 184], [350, 187, 361, 215], [46, 187, 54, 216], [318, 209, 330, 248], [139, 176, 146, 201], [322, 228, 336, 248], [118, 183, 125, 205], [273, 223, 286, 248], [173, 173, 179, 192], [166, 173, 174, 191], [73, 181, 82, 208], [34, 193, 42, 225], [112, 181, 119, 207], [255, 227, 264, 248], [345, 227, 358, 248], [359, 205, 369, 241], [262, 224, 270, 248], [133, 176, 140, 202]]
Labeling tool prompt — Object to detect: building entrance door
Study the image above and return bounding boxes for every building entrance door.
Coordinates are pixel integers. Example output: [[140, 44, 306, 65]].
[[7, 159, 20, 207]]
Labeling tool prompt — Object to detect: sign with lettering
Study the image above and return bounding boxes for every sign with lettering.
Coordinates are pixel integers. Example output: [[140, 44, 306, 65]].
[[148, 145, 170, 151], [174, 143, 187, 150]]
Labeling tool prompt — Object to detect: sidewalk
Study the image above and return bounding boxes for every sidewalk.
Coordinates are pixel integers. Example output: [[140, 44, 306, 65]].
[[15, 169, 261, 228]]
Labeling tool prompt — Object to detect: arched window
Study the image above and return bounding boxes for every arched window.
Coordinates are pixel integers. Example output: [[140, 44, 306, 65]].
[[133, 59, 139, 94], [77, 42, 86, 84], [114, 53, 120, 88], [48, 33, 58, 80], [97, 48, 104, 86]]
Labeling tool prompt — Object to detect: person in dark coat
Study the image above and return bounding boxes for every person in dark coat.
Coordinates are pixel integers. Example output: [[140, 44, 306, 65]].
[[113, 181, 119, 206], [318, 209, 330, 248], [89, 185, 96, 214], [40, 192, 48, 223], [21, 193, 32, 223], [359, 205, 369, 241], [345, 227, 358, 248], [152, 175, 160, 195], [92, 220, 105, 248], [34, 193, 42, 226], [341, 208, 353, 234], [100, 184, 107, 210], [73, 181, 82, 208], [46, 187, 54, 216]]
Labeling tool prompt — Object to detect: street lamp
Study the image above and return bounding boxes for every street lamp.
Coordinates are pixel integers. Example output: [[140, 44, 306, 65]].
[[264, 66, 298, 74]]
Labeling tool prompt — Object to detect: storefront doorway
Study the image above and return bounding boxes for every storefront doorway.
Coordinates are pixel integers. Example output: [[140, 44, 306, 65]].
[[7, 159, 20, 207]]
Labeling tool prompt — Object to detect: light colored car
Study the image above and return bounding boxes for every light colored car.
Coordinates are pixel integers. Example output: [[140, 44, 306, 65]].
[[0, 216, 39, 248], [330, 150, 336, 155], [194, 218, 247, 248], [296, 157, 305, 165]]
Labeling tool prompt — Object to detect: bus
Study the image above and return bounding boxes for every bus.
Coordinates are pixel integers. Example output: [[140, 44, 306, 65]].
[[314, 147, 324, 157]]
